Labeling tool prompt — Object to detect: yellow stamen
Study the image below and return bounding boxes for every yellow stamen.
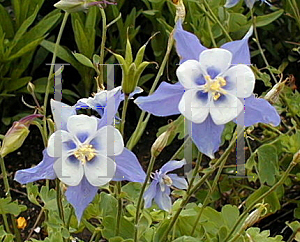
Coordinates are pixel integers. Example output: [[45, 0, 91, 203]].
[[203, 75, 227, 101], [213, 92, 221, 101], [74, 144, 96, 164]]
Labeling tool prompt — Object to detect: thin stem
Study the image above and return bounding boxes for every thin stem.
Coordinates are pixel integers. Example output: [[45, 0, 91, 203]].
[[134, 156, 156, 242], [202, 0, 233, 41], [206, 17, 217, 48], [170, 137, 191, 161], [2, 214, 11, 234], [226, 159, 298, 242], [160, 127, 244, 241], [26, 208, 44, 241], [186, 152, 202, 194], [0, 156, 11, 197], [43, 12, 69, 140], [98, 7, 107, 91], [251, 10, 277, 83], [120, 96, 129, 136], [56, 179, 67, 237]]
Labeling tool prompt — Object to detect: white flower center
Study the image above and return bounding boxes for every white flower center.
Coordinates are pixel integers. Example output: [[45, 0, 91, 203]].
[[74, 144, 96, 164], [203, 75, 227, 101]]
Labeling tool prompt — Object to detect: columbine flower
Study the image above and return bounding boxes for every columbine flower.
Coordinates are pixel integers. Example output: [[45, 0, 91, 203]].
[[224, 0, 271, 9], [75, 86, 143, 119], [135, 22, 280, 158], [144, 159, 188, 212], [15, 99, 146, 221]]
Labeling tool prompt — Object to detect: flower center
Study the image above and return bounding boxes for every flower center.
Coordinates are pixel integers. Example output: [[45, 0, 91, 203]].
[[203, 75, 227, 101], [162, 175, 173, 186], [74, 144, 96, 164]]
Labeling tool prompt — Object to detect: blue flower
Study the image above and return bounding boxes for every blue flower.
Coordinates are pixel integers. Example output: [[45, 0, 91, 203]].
[[224, 0, 271, 9], [144, 159, 188, 212], [15, 99, 146, 221], [135, 22, 280, 159]]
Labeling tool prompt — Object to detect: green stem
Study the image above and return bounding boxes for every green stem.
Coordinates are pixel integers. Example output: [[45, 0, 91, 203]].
[[169, 137, 191, 161], [126, 30, 175, 150], [98, 7, 107, 91], [134, 156, 156, 242], [202, 0, 233, 41], [43, 12, 69, 140], [251, 10, 277, 83], [206, 17, 217, 48], [160, 127, 244, 241], [120, 96, 129, 136], [191, 143, 231, 236], [56, 179, 67, 242], [0, 156, 11, 197], [226, 159, 298, 242], [2, 214, 11, 234], [186, 152, 202, 194]]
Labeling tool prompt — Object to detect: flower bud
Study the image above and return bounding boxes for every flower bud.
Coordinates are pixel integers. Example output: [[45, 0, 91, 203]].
[[27, 82, 35, 94], [54, 0, 108, 13], [293, 150, 300, 164], [17, 217, 27, 230], [0, 114, 43, 157], [243, 203, 268, 228]]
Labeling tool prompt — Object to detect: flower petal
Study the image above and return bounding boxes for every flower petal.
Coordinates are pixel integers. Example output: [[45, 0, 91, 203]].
[[134, 82, 184, 116], [176, 60, 206, 89], [199, 49, 232, 76], [50, 99, 76, 130], [210, 94, 244, 125], [84, 154, 116, 186], [168, 174, 188, 190], [65, 176, 98, 222], [47, 130, 77, 157], [14, 149, 57, 184], [160, 159, 186, 174], [221, 26, 253, 65], [112, 148, 146, 182], [90, 125, 124, 156], [154, 186, 172, 212], [53, 155, 84, 186], [222, 64, 255, 98], [174, 21, 207, 64], [236, 95, 281, 127], [144, 180, 158, 208], [67, 115, 98, 143], [178, 89, 210, 124], [224, 0, 239, 8], [190, 116, 225, 158]]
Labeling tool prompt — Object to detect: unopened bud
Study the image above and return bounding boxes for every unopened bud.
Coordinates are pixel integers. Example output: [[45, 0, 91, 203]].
[[264, 80, 286, 104], [243, 203, 268, 228], [293, 150, 300, 164], [27, 82, 35, 94], [54, 0, 114, 13], [0, 114, 43, 157]]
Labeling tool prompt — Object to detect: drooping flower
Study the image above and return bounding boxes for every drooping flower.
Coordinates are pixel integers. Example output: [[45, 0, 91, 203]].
[[144, 159, 188, 212], [224, 0, 271, 9], [15, 99, 146, 221], [75, 86, 143, 119], [135, 22, 280, 158], [54, 0, 116, 13]]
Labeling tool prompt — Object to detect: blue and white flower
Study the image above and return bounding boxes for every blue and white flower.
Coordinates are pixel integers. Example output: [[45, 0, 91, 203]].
[[135, 22, 280, 159], [224, 0, 271, 9], [144, 159, 188, 212], [15, 99, 146, 221]]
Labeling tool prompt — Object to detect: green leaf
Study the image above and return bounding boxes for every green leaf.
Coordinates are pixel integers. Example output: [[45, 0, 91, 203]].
[[255, 10, 284, 28], [257, 145, 279, 185], [73, 53, 95, 69], [26, 183, 40, 206], [245, 227, 284, 241], [0, 5, 14, 39], [173, 236, 201, 242], [0, 197, 27, 216]]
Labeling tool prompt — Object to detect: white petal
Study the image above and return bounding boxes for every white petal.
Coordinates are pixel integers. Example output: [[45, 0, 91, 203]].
[[84, 154, 116, 186], [67, 115, 98, 143], [178, 89, 210, 123], [53, 156, 84, 186], [47, 130, 77, 157], [90, 125, 124, 156], [176, 60, 205, 89], [222, 64, 255, 98], [210, 94, 243, 125], [199, 49, 232, 77]]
